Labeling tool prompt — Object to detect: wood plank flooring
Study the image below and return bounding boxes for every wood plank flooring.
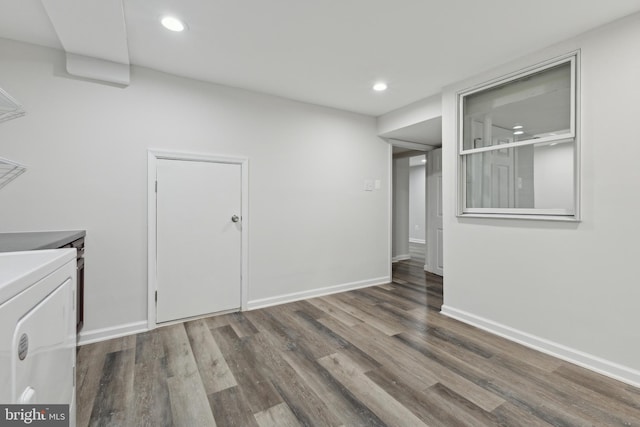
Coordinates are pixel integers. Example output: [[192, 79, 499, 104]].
[[77, 259, 640, 426]]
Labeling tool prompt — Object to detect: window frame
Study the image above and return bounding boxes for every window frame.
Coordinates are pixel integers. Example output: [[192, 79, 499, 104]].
[[456, 51, 580, 221]]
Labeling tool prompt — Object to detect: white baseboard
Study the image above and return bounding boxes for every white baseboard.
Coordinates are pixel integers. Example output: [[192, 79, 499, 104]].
[[409, 238, 426, 244], [77, 320, 148, 346], [247, 276, 390, 311], [77, 276, 390, 344], [392, 254, 411, 263], [441, 305, 640, 388]]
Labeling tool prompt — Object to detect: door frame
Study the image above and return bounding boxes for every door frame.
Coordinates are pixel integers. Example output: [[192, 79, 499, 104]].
[[425, 148, 443, 276], [147, 149, 249, 330]]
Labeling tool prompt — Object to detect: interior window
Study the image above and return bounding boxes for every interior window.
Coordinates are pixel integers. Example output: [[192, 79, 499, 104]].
[[458, 54, 578, 219]]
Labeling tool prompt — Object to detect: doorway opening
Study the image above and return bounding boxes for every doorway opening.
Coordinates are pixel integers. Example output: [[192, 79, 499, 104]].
[[385, 118, 443, 278], [391, 144, 443, 281], [392, 147, 427, 264]]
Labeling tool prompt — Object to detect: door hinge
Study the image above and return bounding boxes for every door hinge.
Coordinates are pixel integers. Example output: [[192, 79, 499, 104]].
[[155, 290, 157, 302], [155, 181, 158, 193]]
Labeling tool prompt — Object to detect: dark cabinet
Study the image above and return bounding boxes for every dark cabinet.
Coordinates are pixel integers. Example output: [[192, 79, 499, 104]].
[[62, 237, 85, 331]]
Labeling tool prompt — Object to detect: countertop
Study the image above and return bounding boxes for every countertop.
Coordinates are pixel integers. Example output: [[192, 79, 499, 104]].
[[0, 230, 86, 252]]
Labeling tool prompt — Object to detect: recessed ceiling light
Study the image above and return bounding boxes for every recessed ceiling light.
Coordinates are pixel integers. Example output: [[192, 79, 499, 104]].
[[373, 82, 388, 92], [421, 158, 426, 163], [161, 16, 185, 32], [513, 125, 523, 130], [514, 130, 524, 135]]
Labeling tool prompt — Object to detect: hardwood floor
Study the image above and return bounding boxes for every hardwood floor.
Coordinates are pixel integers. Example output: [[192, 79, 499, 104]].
[[77, 259, 640, 426]]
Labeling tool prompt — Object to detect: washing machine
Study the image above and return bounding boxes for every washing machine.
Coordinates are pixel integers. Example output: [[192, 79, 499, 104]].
[[0, 249, 77, 426]]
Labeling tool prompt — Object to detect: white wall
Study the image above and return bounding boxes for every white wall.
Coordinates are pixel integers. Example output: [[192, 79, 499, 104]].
[[392, 157, 409, 259], [533, 142, 574, 209], [409, 163, 426, 242], [0, 39, 390, 340], [441, 13, 640, 385], [377, 94, 441, 136]]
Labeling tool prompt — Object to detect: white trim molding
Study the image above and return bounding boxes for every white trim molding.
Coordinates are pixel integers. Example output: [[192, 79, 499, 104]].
[[77, 321, 148, 346], [387, 143, 393, 290], [392, 254, 411, 263], [409, 238, 426, 244], [441, 305, 640, 388], [247, 277, 390, 311], [147, 149, 250, 330], [386, 139, 436, 152]]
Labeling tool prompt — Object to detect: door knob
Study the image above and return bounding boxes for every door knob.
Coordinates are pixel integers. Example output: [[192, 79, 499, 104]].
[[231, 215, 240, 223]]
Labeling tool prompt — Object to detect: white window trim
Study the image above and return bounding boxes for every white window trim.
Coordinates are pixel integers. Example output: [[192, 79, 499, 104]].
[[456, 51, 581, 221], [460, 135, 574, 156]]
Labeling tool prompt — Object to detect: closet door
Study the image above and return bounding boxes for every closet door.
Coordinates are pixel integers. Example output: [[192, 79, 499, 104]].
[[156, 159, 242, 323]]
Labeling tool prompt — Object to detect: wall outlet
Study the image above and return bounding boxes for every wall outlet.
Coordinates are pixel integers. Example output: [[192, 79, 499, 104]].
[[364, 180, 374, 191], [374, 179, 381, 190]]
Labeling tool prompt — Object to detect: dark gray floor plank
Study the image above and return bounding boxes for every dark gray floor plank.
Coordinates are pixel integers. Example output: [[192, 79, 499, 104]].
[[554, 362, 640, 411], [210, 325, 283, 413], [306, 296, 363, 326], [250, 330, 345, 427], [76, 341, 111, 427], [208, 386, 260, 427], [246, 311, 388, 427], [161, 324, 217, 427], [365, 366, 457, 426], [184, 319, 237, 394], [266, 307, 337, 360], [88, 348, 134, 427], [351, 286, 423, 311], [318, 352, 428, 426], [316, 315, 440, 392], [227, 312, 259, 338], [422, 382, 501, 427], [490, 402, 555, 427], [129, 330, 173, 427], [329, 292, 408, 335], [254, 403, 302, 427], [392, 329, 594, 426], [167, 374, 217, 427]]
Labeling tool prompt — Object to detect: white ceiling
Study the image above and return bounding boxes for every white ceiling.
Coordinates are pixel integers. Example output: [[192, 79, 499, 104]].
[[1, 1, 640, 116]]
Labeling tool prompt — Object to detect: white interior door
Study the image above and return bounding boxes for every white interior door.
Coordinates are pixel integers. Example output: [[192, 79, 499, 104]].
[[426, 149, 443, 276], [156, 159, 242, 323], [489, 149, 515, 208], [488, 129, 515, 209]]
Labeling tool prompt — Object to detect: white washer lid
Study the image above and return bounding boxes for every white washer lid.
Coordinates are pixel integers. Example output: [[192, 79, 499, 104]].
[[0, 249, 76, 305]]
